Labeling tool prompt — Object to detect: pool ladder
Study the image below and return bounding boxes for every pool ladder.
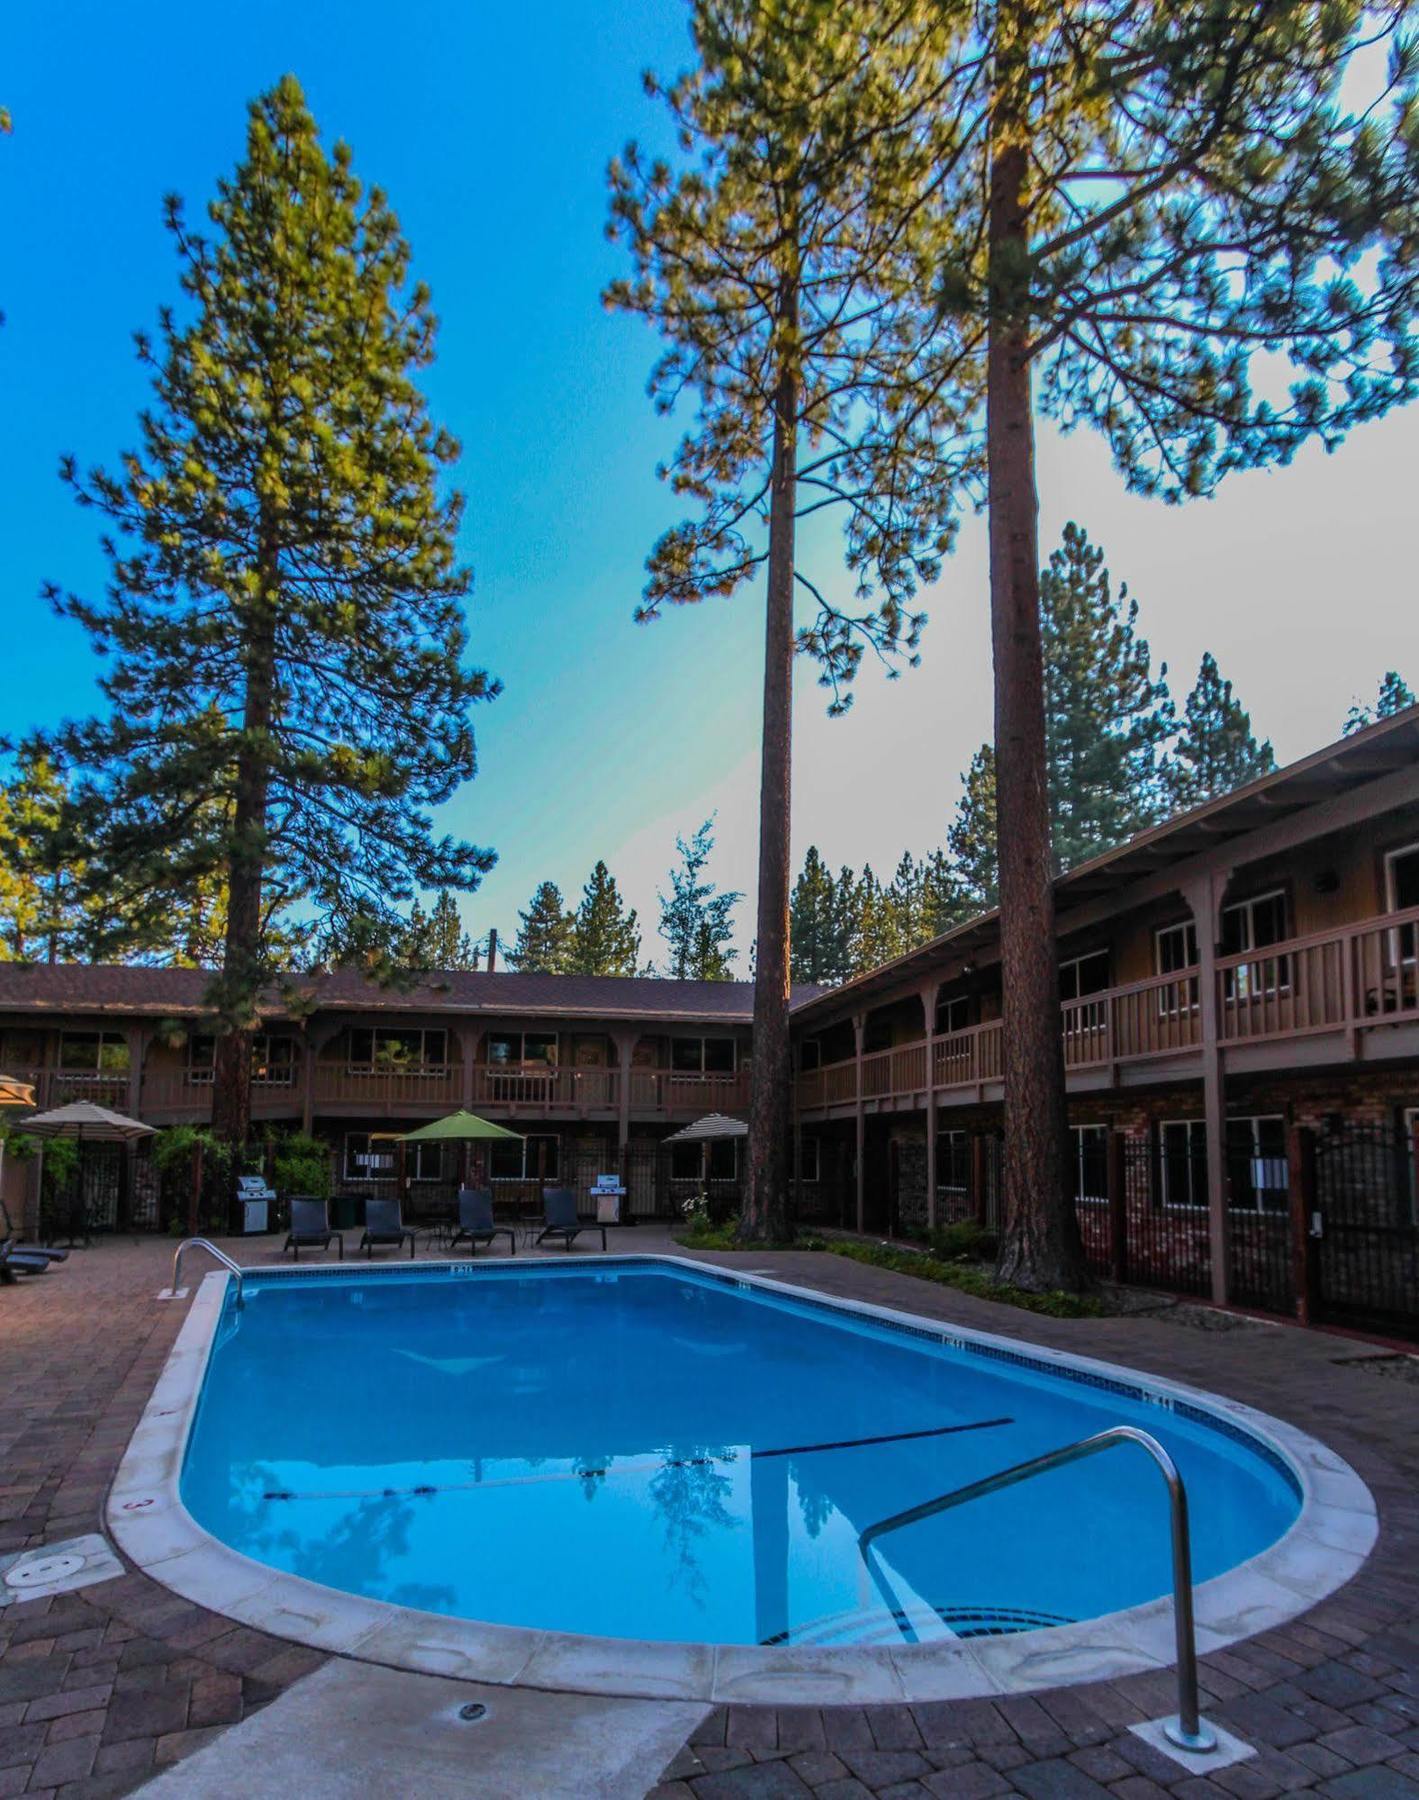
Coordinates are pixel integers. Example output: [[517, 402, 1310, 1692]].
[[169, 1239, 246, 1310], [858, 1424, 1217, 1755]]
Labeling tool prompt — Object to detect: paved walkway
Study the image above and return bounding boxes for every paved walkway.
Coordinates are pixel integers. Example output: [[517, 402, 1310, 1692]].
[[0, 1232, 1415, 1797]]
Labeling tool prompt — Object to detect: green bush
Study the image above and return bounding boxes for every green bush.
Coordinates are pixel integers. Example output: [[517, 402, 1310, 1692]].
[[928, 1220, 998, 1262], [269, 1133, 332, 1200]]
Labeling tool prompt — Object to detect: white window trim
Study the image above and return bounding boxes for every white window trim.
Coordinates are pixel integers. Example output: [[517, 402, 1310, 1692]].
[[1059, 949, 1110, 1004], [1385, 843, 1419, 968], [1160, 1118, 1207, 1210], [1154, 920, 1200, 1016], [1220, 889, 1291, 1000], [1226, 1113, 1289, 1213], [347, 1026, 450, 1074], [935, 996, 972, 1037]]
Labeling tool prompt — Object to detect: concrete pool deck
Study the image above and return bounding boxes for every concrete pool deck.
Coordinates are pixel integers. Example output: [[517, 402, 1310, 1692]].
[[1, 1229, 1417, 1796]]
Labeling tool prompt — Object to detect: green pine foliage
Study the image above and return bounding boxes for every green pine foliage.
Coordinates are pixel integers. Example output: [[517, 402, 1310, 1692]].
[[401, 890, 478, 971], [566, 861, 642, 976], [1344, 671, 1416, 736], [788, 846, 853, 985], [44, 77, 498, 1142], [1041, 524, 1174, 868], [657, 819, 741, 980], [947, 745, 999, 913], [507, 882, 574, 974], [0, 750, 90, 963], [1165, 654, 1276, 812]]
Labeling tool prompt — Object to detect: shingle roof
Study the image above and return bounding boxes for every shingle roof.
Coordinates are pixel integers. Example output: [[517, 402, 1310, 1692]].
[[0, 962, 826, 1026]]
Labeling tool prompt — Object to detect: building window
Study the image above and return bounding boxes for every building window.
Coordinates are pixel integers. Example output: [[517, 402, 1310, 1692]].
[[57, 1032, 130, 1077], [344, 1132, 443, 1183], [798, 1136, 820, 1182], [671, 1037, 736, 1074], [486, 1031, 558, 1067], [1220, 890, 1289, 999], [935, 994, 972, 1036], [347, 1027, 448, 1071], [1226, 1115, 1289, 1213], [1070, 1124, 1108, 1204], [489, 1134, 561, 1181], [938, 1128, 969, 1193], [1386, 843, 1419, 969], [1160, 1119, 1207, 1209], [1155, 920, 1200, 1014], [1059, 951, 1110, 1003], [188, 1033, 295, 1086]]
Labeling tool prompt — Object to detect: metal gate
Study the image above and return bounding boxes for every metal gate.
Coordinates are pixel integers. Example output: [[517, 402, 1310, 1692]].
[[1313, 1122, 1419, 1339]]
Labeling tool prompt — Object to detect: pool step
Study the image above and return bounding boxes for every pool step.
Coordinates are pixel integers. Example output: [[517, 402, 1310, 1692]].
[[762, 1602, 1074, 1647]]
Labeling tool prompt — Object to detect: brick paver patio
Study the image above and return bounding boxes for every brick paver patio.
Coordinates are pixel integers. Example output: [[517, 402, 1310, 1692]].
[[1, 1232, 1416, 1797]]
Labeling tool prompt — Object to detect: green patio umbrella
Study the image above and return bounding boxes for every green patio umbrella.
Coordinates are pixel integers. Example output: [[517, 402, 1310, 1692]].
[[398, 1109, 524, 1194], [398, 1111, 523, 1144]]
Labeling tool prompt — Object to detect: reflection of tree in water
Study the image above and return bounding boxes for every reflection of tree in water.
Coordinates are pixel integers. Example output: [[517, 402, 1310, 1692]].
[[790, 1458, 836, 1539], [573, 1451, 615, 1501], [225, 1464, 455, 1613], [648, 1445, 737, 1609]]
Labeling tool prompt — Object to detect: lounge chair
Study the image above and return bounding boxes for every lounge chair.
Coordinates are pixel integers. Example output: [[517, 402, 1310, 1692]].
[[448, 1188, 516, 1257], [534, 1187, 607, 1253], [283, 1197, 343, 1261], [360, 1197, 416, 1259], [0, 1200, 69, 1263], [1, 1238, 53, 1282]]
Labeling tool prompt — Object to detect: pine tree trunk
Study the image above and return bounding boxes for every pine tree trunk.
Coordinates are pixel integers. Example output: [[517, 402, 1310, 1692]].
[[739, 275, 799, 1246], [210, 553, 277, 1171], [985, 66, 1087, 1293]]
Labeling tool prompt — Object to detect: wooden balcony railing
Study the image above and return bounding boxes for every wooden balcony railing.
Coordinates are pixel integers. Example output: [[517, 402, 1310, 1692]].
[[796, 904, 1419, 1114]]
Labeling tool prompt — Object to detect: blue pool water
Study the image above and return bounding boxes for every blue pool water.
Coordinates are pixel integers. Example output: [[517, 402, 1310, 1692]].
[[181, 1261, 1300, 1646]]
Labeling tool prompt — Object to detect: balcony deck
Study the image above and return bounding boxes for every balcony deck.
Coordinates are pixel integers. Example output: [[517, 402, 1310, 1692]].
[[797, 904, 1419, 1119], [11, 1062, 751, 1128]]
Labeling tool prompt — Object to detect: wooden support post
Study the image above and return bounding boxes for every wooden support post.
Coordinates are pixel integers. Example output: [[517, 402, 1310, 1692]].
[[396, 1138, 408, 1207], [1185, 872, 1231, 1306], [1107, 1130, 1128, 1284], [925, 1103, 938, 1234], [972, 1132, 988, 1228], [1286, 1121, 1318, 1327]]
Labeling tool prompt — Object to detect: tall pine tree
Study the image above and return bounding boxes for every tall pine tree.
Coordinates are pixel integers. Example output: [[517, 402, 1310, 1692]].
[[47, 78, 497, 1154], [903, 2, 1417, 1290], [608, 0, 967, 1242], [1344, 670, 1416, 736], [507, 883, 574, 973], [658, 819, 741, 980], [1165, 654, 1276, 811], [566, 862, 642, 976], [1041, 524, 1173, 869]]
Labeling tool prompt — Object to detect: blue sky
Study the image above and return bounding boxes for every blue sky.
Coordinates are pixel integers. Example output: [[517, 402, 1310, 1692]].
[[3, 1, 1416, 965]]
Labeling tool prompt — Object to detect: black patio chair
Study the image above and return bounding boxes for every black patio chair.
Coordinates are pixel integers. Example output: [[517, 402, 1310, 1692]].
[[448, 1187, 516, 1257], [1, 1238, 54, 1282], [283, 1196, 343, 1261], [360, 1196, 417, 1259], [534, 1187, 607, 1253], [0, 1200, 69, 1263]]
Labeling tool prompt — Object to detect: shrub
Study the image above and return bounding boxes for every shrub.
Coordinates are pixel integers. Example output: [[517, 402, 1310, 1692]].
[[928, 1220, 998, 1262], [269, 1132, 332, 1201]]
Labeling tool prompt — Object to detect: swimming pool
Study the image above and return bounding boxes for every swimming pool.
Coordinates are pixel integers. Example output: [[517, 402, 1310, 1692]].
[[112, 1256, 1376, 1703]]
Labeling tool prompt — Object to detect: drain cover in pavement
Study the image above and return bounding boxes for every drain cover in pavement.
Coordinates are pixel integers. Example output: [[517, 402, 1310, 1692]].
[[0, 1534, 124, 1604]]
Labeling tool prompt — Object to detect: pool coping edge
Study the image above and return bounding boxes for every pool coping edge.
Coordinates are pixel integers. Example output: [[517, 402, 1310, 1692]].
[[105, 1252, 1379, 1707]]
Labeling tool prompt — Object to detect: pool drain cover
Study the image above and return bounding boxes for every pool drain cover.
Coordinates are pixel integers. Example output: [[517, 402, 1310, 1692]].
[[457, 1702, 489, 1723], [5, 1551, 85, 1591], [0, 1534, 125, 1606]]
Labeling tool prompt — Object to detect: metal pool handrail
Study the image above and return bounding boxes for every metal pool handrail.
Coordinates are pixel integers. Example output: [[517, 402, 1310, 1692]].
[[171, 1239, 245, 1310], [858, 1424, 1217, 1754]]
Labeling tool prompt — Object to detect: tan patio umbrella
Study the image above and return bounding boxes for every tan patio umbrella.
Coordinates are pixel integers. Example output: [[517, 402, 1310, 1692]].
[[19, 1101, 156, 1244]]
